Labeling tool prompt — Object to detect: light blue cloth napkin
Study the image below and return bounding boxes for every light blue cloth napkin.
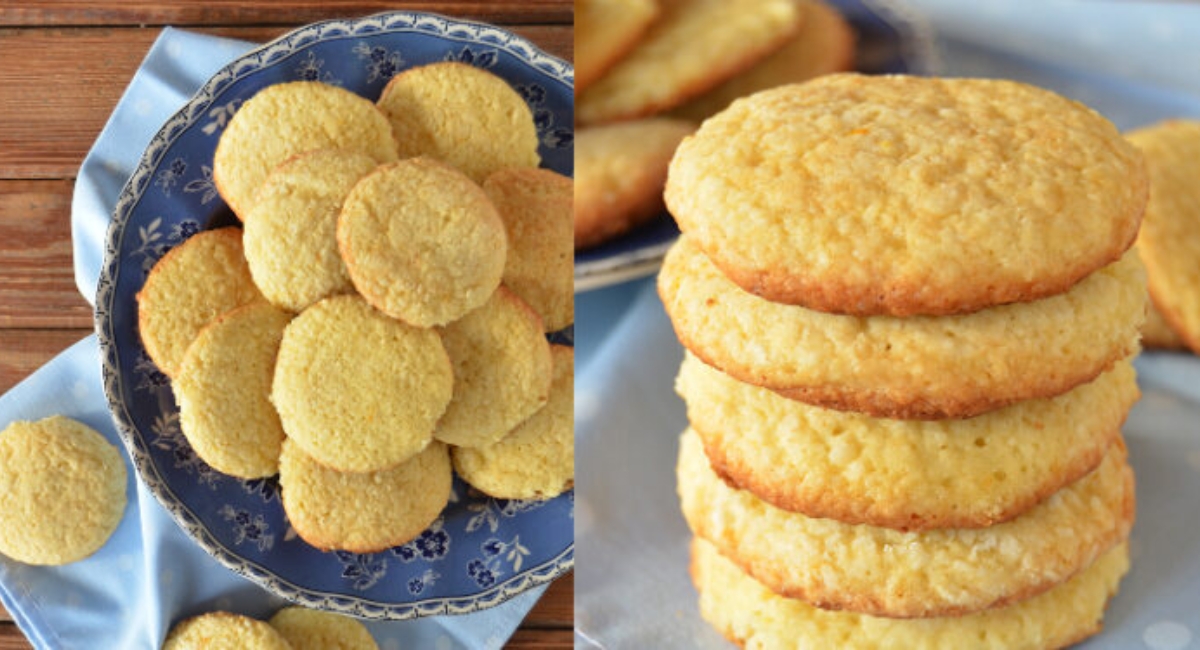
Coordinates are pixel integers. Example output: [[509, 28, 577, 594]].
[[0, 26, 544, 650]]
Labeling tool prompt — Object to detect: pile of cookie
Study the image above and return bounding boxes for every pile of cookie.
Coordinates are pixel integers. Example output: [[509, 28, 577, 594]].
[[574, 0, 854, 249], [138, 62, 573, 554], [660, 74, 1147, 646], [164, 607, 378, 650]]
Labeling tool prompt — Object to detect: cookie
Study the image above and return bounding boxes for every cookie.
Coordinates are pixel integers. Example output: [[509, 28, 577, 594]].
[[453, 345, 574, 500], [0, 416, 127, 566], [137, 227, 264, 378], [268, 607, 378, 650], [337, 158, 507, 327], [483, 168, 574, 331], [376, 62, 539, 184], [677, 429, 1134, 618], [665, 74, 1148, 315], [659, 237, 1145, 419], [163, 611, 292, 650], [677, 351, 1136, 530], [691, 536, 1129, 650], [433, 287, 552, 449], [243, 149, 379, 312], [575, 0, 659, 93], [576, 0, 801, 125], [1144, 298, 1187, 350], [671, 0, 855, 122], [1127, 120, 1200, 353], [574, 118, 694, 250], [279, 438, 452, 553], [213, 81, 399, 220], [272, 295, 453, 473], [174, 302, 291, 479]]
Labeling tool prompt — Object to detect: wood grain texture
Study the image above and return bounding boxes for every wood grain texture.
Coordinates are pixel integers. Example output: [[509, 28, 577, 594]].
[[0, 328, 92, 393]]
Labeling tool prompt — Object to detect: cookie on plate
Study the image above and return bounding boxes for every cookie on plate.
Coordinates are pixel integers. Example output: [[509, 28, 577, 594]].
[[174, 302, 291, 479], [483, 168, 574, 331], [163, 611, 292, 650], [690, 536, 1129, 650], [137, 227, 264, 378], [268, 607, 378, 650], [453, 345, 574, 500], [279, 438, 452, 553], [577, 0, 801, 125], [0, 416, 127, 566], [575, 118, 694, 250], [272, 295, 453, 473], [677, 429, 1134, 618], [666, 74, 1147, 316], [575, 0, 659, 93], [659, 237, 1145, 419], [433, 287, 552, 449], [376, 62, 539, 184], [213, 81, 398, 220], [337, 158, 507, 327], [677, 351, 1136, 530], [243, 149, 379, 312]]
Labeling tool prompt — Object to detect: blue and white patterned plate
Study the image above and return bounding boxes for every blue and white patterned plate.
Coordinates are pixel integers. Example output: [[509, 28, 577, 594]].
[[573, 0, 937, 293], [95, 12, 573, 620]]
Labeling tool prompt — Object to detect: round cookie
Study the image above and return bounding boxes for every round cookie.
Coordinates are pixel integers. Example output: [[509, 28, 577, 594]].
[[279, 438, 452, 553], [677, 352, 1136, 530], [269, 607, 378, 650], [666, 74, 1148, 316], [272, 295, 453, 473], [576, 0, 801, 125], [243, 149, 379, 312], [174, 302, 291, 479], [337, 158, 507, 327], [483, 168, 574, 331], [212, 81, 398, 220], [691, 536, 1129, 650], [163, 611, 292, 650], [453, 345, 574, 500], [0, 416, 127, 566], [676, 429, 1135, 618], [574, 118, 694, 250], [671, 0, 855, 122], [376, 62, 539, 184], [659, 237, 1146, 419], [433, 287, 552, 449], [575, 0, 659, 93], [137, 227, 264, 378], [1127, 120, 1200, 353], [1143, 298, 1187, 350]]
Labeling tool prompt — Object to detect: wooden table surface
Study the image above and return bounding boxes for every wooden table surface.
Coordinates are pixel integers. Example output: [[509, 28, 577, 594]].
[[0, 2, 573, 648]]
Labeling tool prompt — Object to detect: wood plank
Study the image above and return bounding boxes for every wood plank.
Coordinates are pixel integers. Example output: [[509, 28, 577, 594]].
[[0, 2, 573, 28], [523, 573, 573, 627], [507, 628, 573, 649], [0, 329, 90, 393], [0, 627, 29, 650], [0, 24, 571, 180]]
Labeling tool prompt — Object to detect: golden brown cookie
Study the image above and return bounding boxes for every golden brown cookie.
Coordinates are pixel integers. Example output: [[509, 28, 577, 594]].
[[575, 0, 659, 93], [268, 606, 378, 650], [1143, 298, 1187, 350], [163, 611, 292, 650]]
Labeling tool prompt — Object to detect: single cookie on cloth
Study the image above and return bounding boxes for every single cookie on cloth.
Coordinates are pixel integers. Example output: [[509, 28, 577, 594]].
[[677, 429, 1134, 618], [575, 0, 659, 93], [677, 351, 1136, 530], [434, 287, 552, 449], [575, 118, 694, 250], [659, 237, 1145, 419], [163, 611, 292, 650], [174, 302, 291, 479], [376, 62, 539, 184], [272, 295, 453, 473], [483, 168, 574, 331], [690, 536, 1129, 650], [576, 0, 801, 125], [243, 149, 379, 312], [671, 0, 855, 122], [0, 416, 127, 566], [269, 606, 378, 650], [137, 227, 265, 378], [213, 81, 398, 220], [666, 74, 1147, 316], [338, 158, 507, 327], [453, 345, 574, 500], [279, 438, 452, 553]]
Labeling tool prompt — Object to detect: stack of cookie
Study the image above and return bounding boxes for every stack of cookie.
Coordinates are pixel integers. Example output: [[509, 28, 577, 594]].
[[659, 74, 1148, 646]]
